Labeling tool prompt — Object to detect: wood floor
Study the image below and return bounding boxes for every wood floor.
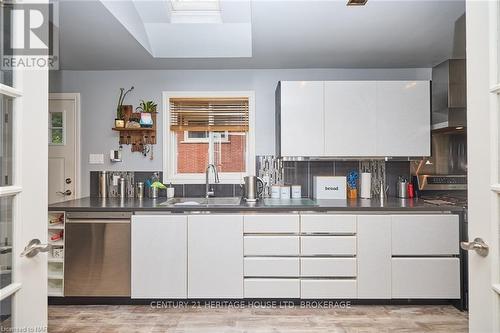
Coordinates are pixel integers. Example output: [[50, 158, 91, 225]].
[[48, 304, 468, 333]]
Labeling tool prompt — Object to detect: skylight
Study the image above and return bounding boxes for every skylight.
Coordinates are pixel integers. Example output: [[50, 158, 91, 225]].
[[170, 0, 222, 23]]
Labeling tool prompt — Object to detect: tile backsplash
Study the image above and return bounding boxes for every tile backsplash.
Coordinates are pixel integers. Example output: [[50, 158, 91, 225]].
[[89, 160, 410, 198], [89, 171, 241, 198], [281, 160, 410, 198]]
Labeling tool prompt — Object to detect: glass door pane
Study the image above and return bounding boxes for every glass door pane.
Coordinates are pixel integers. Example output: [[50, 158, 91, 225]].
[[0, 95, 13, 186], [0, 196, 13, 288]]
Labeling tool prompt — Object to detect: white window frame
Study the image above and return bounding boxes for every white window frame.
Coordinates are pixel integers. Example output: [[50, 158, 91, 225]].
[[48, 109, 66, 145], [163, 91, 255, 184], [182, 130, 229, 143]]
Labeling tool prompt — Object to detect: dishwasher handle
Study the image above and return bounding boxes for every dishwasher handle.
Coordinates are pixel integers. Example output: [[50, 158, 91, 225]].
[[66, 219, 130, 224]]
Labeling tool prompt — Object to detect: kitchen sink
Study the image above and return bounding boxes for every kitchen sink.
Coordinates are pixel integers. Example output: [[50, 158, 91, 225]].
[[160, 197, 242, 206]]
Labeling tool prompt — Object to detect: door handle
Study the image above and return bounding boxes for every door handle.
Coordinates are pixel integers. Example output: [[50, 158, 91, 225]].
[[20, 239, 51, 258], [460, 238, 489, 257], [57, 190, 72, 196]]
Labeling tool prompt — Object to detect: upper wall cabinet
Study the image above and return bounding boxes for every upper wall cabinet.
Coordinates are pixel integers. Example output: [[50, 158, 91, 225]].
[[376, 81, 431, 156], [277, 81, 325, 157], [324, 81, 377, 156], [276, 80, 431, 158]]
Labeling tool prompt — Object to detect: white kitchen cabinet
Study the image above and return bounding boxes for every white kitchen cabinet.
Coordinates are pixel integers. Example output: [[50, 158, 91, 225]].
[[391, 214, 459, 255], [301, 236, 356, 256], [244, 258, 300, 277], [244, 236, 300, 256], [245, 278, 300, 298], [301, 258, 356, 277], [392, 258, 460, 299], [357, 215, 391, 299], [131, 215, 187, 298], [376, 81, 431, 156], [278, 81, 325, 157], [301, 214, 356, 234], [301, 280, 357, 299], [244, 214, 299, 234], [324, 81, 377, 156], [188, 215, 243, 298]]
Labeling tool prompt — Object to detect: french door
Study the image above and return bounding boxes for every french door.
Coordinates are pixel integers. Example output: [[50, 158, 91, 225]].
[[466, 0, 500, 332], [0, 0, 49, 330]]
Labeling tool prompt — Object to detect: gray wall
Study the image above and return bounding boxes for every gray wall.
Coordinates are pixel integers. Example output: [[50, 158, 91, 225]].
[[49, 68, 431, 196]]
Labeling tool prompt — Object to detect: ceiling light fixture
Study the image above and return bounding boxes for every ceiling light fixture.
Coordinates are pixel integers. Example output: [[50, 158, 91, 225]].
[[347, 0, 368, 6]]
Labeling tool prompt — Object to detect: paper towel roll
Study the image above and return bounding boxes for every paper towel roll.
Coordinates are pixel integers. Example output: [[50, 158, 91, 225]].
[[360, 173, 372, 199]]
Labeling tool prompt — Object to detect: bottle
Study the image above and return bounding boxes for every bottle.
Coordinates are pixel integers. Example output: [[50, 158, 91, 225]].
[[408, 183, 415, 198], [119, 177, 126, 198]]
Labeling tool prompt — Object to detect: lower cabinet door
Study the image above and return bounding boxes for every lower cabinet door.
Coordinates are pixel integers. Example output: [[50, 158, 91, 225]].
[[301, 280, 357, 299], [357, 215, 391, 299], [188, 215, 244, 298], [131, 215, 187, 298], [244, 278, 300, 298], [392, 258, 460, 299]]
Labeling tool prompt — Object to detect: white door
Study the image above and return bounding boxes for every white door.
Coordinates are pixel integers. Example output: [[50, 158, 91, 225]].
[[466, 1, 500, 332], [0, 8, 49, 331], [376, 81, 431, 157], [48, 94, 80, 204], [280, 81, 324, 157], [324, 81, 377, 156]]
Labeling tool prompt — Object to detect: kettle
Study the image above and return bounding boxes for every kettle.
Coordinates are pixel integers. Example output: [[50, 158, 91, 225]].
[[243, 176, 264, 202]]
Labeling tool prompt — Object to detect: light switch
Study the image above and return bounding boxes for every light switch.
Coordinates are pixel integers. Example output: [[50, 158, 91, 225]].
[[89, 153, 104, 164]]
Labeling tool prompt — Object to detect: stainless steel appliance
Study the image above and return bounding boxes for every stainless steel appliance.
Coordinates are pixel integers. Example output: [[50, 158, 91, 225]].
[[64, 212, 131, 297], [417, 174, 467, 191], [432, 59, 467, 132], [243, 176, 264, 201]]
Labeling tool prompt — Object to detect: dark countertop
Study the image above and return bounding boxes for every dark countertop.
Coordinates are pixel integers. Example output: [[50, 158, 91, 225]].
[[48, 196, 465, 213]]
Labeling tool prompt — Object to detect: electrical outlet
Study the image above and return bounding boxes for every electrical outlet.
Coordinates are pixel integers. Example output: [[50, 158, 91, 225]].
[[89, 154, 104, 164]]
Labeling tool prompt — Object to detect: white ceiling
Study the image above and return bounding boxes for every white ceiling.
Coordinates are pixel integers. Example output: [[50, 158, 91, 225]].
[[57, 0, 466, 70]]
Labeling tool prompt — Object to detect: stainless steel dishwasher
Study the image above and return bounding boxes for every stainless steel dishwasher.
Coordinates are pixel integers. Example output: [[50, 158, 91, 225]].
[[64, 211, 131, 296]]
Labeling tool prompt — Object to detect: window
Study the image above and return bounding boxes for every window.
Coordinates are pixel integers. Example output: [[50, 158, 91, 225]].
[[48, 110, 65, 145], [183, 131, 229, 143], [164, 92, 255, 183]]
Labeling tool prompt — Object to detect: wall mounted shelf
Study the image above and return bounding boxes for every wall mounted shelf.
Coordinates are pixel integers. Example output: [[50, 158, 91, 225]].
[[112, 113, 157, 152]]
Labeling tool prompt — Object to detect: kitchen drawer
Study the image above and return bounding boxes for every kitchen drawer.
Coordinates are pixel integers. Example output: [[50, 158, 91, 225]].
[[245, 257, 299, 277], [244, 236, 299, 256], [301, 279, 357, 299], [244, 215, 299, 234], [301, 236, 356, 256], [392, 215, 459, 255], [244, 278, 300, 298], [392, 258, 460, 299], [301, 258, 356, 277], [301, 215, 356, 234]]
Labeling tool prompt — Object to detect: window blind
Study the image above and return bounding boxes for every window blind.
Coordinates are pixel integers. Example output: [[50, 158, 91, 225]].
[[170, 97, 249, 132]]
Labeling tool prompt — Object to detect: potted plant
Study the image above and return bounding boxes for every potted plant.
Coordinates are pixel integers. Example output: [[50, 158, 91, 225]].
[[115, 86, 134, 128], [136, 100, 157, 113], [136, 100, 157, 128]]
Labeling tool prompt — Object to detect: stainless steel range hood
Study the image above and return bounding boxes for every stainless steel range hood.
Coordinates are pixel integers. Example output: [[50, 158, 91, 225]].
[[431, 59, 467, 132]]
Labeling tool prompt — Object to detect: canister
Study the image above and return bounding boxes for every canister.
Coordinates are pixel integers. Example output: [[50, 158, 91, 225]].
[[280, 185, 290, 199], [271, 185, 281, 199], [291, 185, 302, 199]]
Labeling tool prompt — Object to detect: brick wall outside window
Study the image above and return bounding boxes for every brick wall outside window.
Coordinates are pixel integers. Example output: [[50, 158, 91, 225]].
[[176, 132, 246, 173]]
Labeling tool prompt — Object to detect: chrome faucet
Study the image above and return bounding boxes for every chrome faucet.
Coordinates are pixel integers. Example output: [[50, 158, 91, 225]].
[[205, 164, 220, 198]]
